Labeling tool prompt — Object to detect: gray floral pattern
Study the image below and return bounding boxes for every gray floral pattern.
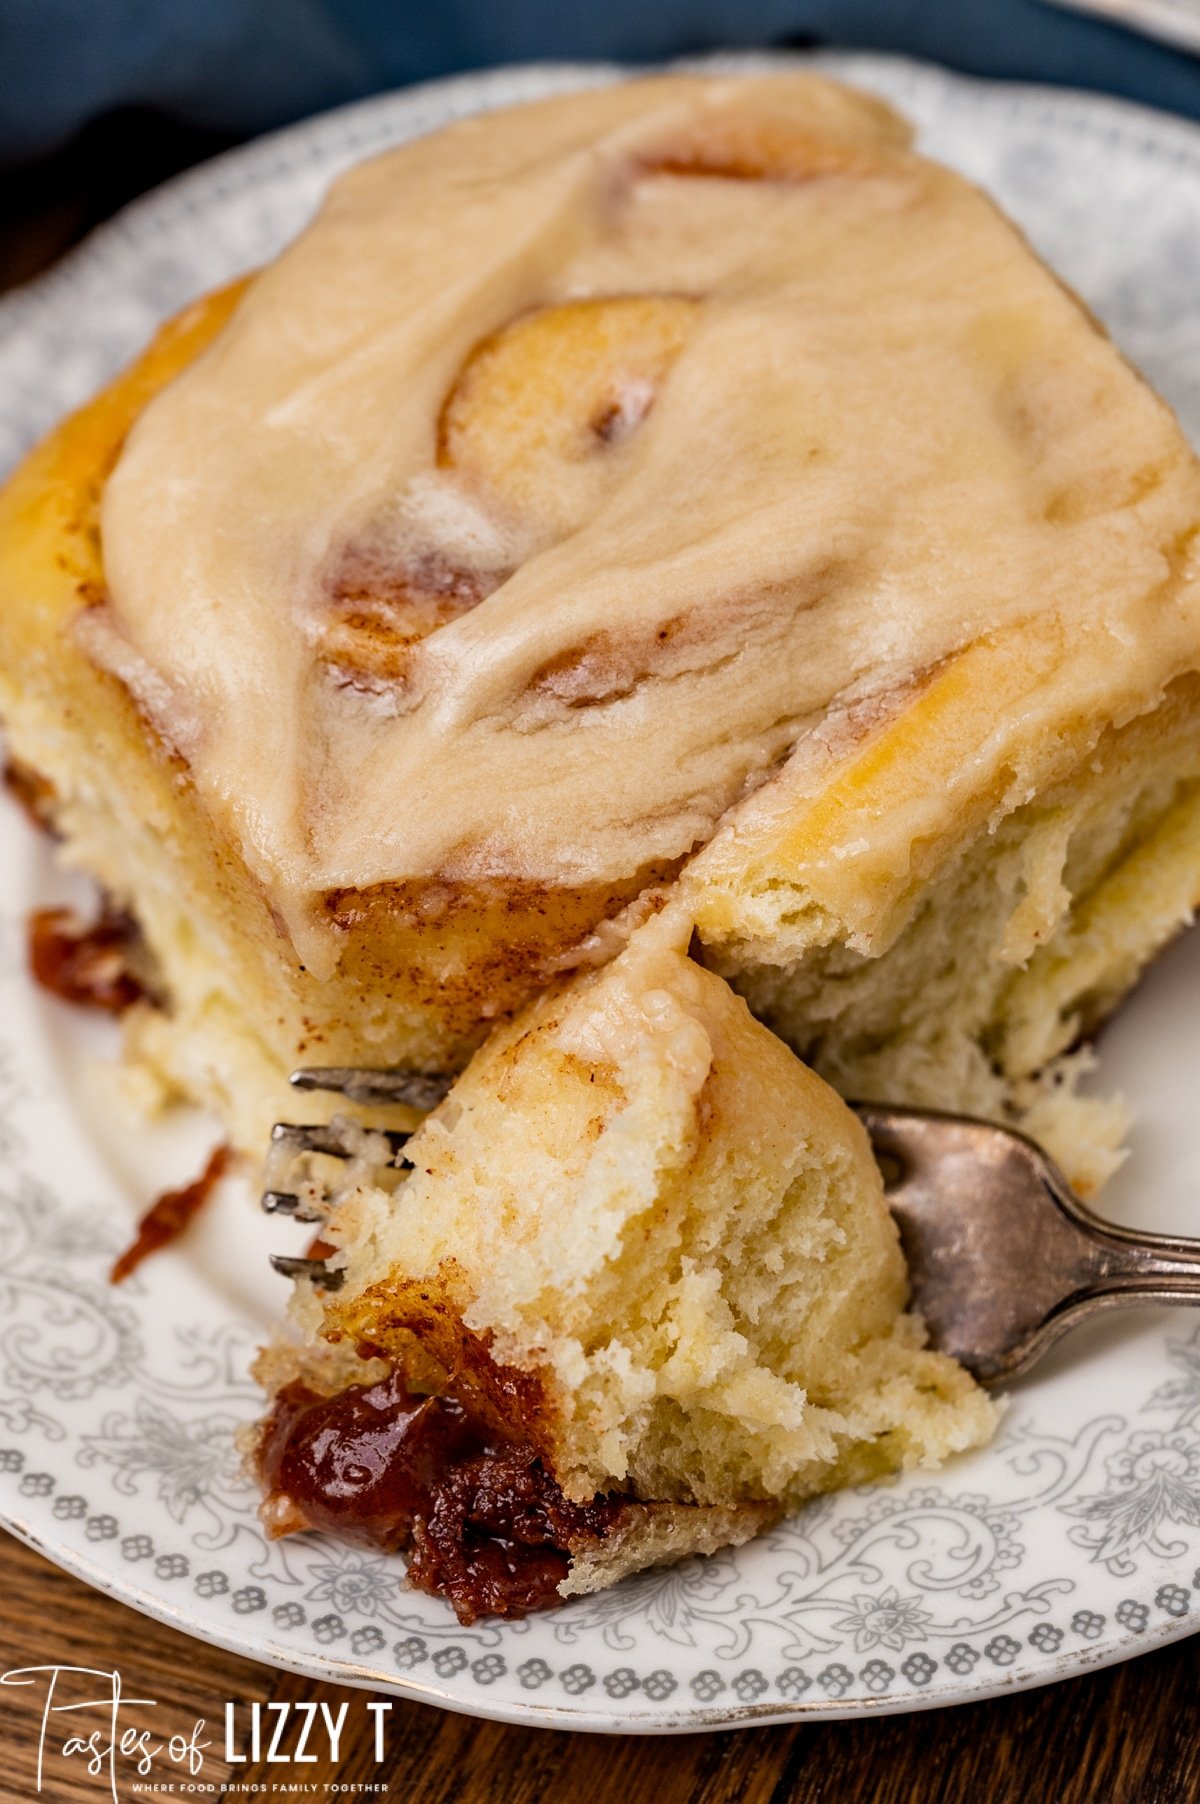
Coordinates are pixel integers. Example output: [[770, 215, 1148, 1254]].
[[1063, 1428, 1200, 1570], [831, 1589, 934, 1654], [2, 52, 1200, 1727], [80, 1401, 247, 1532]]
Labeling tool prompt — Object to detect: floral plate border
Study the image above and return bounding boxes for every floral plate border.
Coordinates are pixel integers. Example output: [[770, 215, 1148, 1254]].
[[3, 53, 1200, 1730]]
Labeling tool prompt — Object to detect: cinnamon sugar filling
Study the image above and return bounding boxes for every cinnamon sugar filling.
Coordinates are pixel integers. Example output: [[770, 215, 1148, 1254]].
[[256, 1367, 631, 1624], [28, 903, 147, 1015]]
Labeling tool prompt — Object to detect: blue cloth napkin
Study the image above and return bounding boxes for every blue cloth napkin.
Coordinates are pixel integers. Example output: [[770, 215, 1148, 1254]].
[[2, 0, 1199, 164]]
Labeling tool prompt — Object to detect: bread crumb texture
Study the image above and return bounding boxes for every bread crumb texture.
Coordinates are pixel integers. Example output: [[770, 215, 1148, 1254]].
[[312, 910, 995, 1510]]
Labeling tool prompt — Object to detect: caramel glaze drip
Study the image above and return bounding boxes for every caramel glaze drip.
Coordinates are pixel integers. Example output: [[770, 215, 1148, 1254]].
[[257, 1369, 627, 1623], [3, 758, 59, 836], [29, 904, 146, 1014], [110, 1144, 233, 1284]]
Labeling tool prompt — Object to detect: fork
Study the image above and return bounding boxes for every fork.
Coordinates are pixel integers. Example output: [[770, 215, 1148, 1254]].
[[263, 1069, 1200, 1384]]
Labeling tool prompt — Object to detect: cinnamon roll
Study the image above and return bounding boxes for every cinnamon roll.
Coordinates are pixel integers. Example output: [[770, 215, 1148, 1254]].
[[253, 909, 993, 1621], [4, 70, 1200, 1610], [2, 73, 1199, 1169]]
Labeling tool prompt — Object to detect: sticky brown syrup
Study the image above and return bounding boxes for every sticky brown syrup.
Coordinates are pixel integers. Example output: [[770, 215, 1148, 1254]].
[[29, 905, 146, 1014], [110, 1145, 232, 1283], [2, 759, 58, 835], [257, 1369, 626, 1623]]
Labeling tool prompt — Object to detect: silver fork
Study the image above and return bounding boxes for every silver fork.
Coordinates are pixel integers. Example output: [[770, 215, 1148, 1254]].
[[261, 1067, 449, 1287], [264, 1070, 1200, 1384]]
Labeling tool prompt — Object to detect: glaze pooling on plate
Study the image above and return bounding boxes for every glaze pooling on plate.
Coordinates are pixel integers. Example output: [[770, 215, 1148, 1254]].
[[2, 54, 1200, 1728]]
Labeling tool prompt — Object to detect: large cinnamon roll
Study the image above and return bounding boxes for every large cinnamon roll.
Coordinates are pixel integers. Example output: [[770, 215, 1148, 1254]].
[[5, 73, 1200, 1163], [4, 70, 1200, 1613]]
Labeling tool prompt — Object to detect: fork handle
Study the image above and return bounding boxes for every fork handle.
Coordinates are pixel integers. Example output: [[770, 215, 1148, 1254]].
[[1067, 1213, 1200, 1300], [857, 1104, 1200, 1383], [1014, 1212, 1200, 1379]]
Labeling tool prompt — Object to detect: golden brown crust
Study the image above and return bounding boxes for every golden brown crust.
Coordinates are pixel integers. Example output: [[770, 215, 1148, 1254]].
[[559, 1500, 780, 1598], [350, 1292, 563, 1455]]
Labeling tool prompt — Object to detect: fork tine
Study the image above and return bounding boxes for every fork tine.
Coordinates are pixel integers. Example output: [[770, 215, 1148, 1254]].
[[289, 1066, 454, 1111], [269, 1253, 346, 1290], [262, 1114, 413, 1226], [270, 1120, 412, 1163], [265, 1070, 445, 1294], [261, 1189, 327, 1222]]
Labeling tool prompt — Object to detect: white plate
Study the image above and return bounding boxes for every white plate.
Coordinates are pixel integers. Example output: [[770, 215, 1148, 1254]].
[[3, 53, 1200, 1732]]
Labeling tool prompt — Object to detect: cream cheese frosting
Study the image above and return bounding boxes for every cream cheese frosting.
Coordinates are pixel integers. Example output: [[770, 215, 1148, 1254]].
[[97, 72, 1200, 954]]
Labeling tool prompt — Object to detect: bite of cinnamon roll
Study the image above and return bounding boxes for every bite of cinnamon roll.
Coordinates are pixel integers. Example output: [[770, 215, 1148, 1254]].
[[252, 909, 993, 1621]]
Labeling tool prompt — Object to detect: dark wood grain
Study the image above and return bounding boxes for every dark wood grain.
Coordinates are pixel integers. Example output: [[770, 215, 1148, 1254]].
[[0, 1529, 1197, 1804]]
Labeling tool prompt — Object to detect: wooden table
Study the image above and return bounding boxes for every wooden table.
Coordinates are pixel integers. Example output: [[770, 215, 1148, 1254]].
[[1, 1529, 1198, 1802], [3, 109, 1199, 1804]]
